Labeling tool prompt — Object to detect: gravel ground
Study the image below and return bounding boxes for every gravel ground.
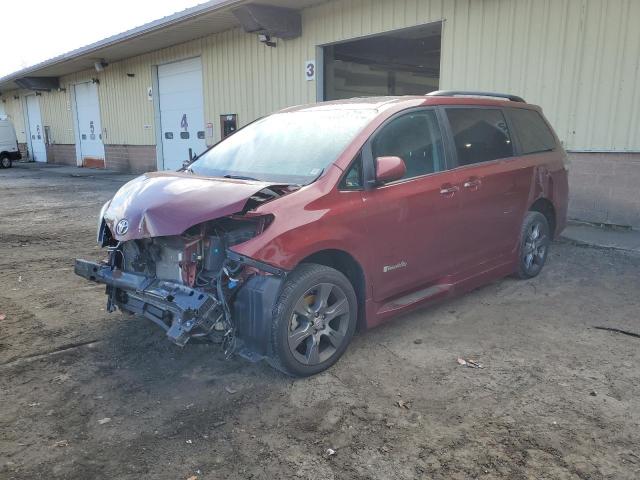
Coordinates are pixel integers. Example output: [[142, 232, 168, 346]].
[[1, 163, 639, 480]]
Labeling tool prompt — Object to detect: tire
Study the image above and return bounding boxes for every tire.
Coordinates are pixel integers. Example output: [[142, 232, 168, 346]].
[[516, 211, 551, 279], [0, 154, 10, 169], [267, 263, 357, 377]]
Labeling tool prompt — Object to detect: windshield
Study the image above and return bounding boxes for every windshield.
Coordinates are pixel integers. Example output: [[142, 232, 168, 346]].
[[190, 109, 378, 184]]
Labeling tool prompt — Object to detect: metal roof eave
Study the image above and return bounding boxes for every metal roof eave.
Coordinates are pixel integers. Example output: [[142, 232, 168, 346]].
[[0, 0, 322, 92]]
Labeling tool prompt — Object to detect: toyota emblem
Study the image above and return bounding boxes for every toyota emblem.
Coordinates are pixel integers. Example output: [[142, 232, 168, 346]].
[[115, 219, 129, 236]]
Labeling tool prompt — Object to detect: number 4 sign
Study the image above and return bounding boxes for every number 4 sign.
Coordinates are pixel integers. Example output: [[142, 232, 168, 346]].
[[305, 60, 316, 81]]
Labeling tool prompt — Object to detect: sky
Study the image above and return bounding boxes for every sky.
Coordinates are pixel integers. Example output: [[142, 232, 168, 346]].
[[0, 0, 207, 77]]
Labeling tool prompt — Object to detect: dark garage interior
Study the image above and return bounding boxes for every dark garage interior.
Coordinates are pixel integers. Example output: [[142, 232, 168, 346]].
[[323, 21, 442, 100]]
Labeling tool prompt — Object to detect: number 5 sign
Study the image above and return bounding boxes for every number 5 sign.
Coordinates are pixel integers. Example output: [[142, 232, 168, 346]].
[[305, 60, 316, 81]]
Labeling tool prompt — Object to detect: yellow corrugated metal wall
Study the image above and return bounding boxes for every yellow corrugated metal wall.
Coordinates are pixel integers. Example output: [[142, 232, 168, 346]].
[[23, 41, 205, 147], [97, 40, 203, 145], [202, 0, 640, 150], [2, 93, 27, 143], [439, 0, 640, 152], [11, 0, 640, 152], [201, 0, 451, 142], [38, 87, 74, 144]]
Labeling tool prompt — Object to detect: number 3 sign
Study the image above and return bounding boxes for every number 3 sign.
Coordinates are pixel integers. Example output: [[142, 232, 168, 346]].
[[305, 60, 316, 81]]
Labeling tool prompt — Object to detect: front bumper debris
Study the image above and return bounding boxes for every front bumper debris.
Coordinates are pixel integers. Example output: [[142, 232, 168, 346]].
[[75, 259, 221, 346]]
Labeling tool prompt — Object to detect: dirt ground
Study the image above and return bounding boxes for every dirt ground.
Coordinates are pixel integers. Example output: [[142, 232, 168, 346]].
[[1, 163, 639, 480]]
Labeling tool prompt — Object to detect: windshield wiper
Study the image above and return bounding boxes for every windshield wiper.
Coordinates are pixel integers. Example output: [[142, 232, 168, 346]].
[[223, 174, 260, 181]]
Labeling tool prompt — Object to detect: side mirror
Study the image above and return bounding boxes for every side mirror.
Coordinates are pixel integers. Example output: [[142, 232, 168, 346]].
[[375, 156, 406, 184]]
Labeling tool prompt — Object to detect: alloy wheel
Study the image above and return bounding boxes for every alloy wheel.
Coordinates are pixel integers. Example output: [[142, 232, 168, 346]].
[[287, 283, 350, 366], [523, 221, 548, 273]]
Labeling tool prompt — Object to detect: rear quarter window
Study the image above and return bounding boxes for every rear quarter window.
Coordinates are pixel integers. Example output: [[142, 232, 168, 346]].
[[508, 108, 557, 154]]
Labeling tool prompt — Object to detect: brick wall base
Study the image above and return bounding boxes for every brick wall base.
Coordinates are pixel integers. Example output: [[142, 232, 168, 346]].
[[104, 145, 157, 174], [568, 152, 640, 229], [46, 144, 76, 166], [83, 157, 105, 169]]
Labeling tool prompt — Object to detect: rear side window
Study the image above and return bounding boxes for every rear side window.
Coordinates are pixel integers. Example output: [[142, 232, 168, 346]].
[[372, 110, 445, 180], [446, 108, 514, 166], [508, 108, 556, 154]]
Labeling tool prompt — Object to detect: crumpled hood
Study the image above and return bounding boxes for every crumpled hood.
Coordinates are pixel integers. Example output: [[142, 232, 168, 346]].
[[104, 171, 273, 241]]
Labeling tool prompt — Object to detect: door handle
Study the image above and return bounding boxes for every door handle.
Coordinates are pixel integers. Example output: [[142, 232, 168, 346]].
[[440, 184, 459, 196], [463, 177, 482, 190]]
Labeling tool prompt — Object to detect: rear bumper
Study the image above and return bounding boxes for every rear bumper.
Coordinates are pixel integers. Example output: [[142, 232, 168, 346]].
[[8, 151, 21, 160], [553, 170, 569, 238], [74, 259, 221, 346]]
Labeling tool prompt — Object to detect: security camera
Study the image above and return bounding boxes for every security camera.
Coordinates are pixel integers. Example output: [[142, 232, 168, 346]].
[[94, 61, 109, 72], [257, 33, 276, 47]]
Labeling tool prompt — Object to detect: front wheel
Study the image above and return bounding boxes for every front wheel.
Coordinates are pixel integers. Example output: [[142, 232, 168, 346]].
[[516, 211, 551, 279], [0, 155, 11, 169], [268, 264, 357, 377]]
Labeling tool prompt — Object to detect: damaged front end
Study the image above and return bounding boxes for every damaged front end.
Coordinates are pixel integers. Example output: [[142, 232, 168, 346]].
[[76, 216, 286, 358], [75, 176, 293, 359]]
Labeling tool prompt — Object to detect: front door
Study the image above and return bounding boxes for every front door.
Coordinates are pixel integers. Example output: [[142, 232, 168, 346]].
[[158, 57, 207, 170], [26, 95, 46, 162], [74, 82, 105, 168], [361, 109, 459, 302]]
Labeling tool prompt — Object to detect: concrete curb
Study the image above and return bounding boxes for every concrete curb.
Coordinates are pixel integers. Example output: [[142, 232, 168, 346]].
[[561, 223, 640, 254]]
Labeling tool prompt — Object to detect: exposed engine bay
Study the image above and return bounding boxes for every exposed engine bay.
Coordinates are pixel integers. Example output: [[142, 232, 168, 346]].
[[119, 216, 265, 289], [75, 185, 292, 359]]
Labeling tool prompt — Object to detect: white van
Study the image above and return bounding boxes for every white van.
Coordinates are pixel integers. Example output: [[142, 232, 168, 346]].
[[0, 118, 21, 168]]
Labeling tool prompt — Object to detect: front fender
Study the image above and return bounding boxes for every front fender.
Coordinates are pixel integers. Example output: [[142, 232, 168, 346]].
[[231, 222, 369, 273]]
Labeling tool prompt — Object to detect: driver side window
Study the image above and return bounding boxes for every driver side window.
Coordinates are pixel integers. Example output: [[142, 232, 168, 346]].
[[372, 110, 445, 180]]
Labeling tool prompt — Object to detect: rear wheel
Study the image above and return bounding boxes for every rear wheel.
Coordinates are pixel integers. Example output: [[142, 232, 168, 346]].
[[516, 211, 551, 279], [0, 154, 10, 169], [268, 264, 357, 377]]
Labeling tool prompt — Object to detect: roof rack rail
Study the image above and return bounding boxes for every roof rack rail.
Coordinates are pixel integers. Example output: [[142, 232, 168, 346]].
[[426, 90, 526, 103]]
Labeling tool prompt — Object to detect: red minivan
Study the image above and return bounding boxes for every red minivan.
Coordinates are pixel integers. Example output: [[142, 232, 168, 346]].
[[76, 91, 568, 376]]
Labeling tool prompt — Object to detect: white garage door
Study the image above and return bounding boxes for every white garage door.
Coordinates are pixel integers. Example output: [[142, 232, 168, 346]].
[[74, 82, 105, 166], [158, 57, 207, 170], [26, 95, 47, 162]]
